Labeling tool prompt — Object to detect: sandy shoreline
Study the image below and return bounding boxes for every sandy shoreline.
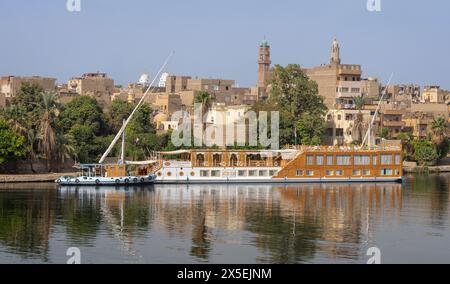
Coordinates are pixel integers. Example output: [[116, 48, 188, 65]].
[[0, 173, 78, 183]]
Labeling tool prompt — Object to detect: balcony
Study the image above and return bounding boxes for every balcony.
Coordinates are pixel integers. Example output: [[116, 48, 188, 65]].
[[383, 121, 406, 128]]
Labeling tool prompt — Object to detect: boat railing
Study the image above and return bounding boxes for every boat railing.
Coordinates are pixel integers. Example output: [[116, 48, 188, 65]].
[[284, 145, 401, 152]]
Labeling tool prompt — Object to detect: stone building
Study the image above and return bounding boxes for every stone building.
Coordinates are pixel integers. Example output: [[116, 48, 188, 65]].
[[305, 38, 364, 109], [68, 73, 114, 109], [421, 86, 447, 104], [324, 109, 374, 146], [0, 75, 56, 98]]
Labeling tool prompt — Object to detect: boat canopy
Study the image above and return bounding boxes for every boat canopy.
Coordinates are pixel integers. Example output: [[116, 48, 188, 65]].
[[125, 160, 158, 165]]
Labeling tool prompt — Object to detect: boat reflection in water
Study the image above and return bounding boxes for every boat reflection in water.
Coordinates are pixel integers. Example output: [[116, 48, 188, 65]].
[[54, 182, 403, 263]]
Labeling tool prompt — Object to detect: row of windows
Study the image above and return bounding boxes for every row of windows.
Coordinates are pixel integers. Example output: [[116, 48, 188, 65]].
[[199, 170, 279, 177], [305, 154, 401, 166], [295, 168, 400, 177], [336, 87, 361, 93]]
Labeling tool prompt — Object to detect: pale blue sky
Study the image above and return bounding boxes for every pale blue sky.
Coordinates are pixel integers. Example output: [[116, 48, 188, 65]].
[[0, 0, 448, 89]]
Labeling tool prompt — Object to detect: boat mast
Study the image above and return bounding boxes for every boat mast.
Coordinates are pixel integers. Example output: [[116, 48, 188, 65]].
[[361, 74, 394, 148], [120, 119, 125, 163], [98, 52, 175, 164]]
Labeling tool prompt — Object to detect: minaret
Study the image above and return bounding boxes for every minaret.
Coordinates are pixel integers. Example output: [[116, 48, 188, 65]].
[[258, 39, 272, 88], [330, 37, 341, 65]]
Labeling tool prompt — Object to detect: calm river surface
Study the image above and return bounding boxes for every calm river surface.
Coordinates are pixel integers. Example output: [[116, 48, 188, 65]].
[[0, 174, 449, 264]]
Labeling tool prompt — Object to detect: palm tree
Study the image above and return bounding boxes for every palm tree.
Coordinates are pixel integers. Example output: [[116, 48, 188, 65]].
[[431, 117, 448, 145], [37, 91, 59, 172], [55, 133, 76, 171], [352, 95, 367, 143], [26, 129, 39, 173], [3, 104, 28, 135], [193, 91, 213, 138]]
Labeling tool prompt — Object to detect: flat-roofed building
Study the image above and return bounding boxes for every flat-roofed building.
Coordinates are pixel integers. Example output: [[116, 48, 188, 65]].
[[68, 73, 114, 109], [305, 38, 364, 109], [324, 109, 374, 146], [0, 75, 56, 98], [422, 86, 447, 104]]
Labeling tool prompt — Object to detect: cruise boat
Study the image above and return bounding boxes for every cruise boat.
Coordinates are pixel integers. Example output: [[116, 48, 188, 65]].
[[150, 145, 404, 184], [57, 145, 403, 186]]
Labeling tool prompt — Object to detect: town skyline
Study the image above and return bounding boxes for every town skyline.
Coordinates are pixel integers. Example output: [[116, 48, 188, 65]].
[[0, 0, 449, 89]]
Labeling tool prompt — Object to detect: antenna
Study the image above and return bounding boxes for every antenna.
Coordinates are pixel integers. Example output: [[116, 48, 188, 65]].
[[99, 51, 175, 164], [361, 73, 394, 148]]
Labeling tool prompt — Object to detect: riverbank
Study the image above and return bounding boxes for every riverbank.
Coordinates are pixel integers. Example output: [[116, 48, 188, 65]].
[[0, 173, 77, 183], [403, 166, 450, 173]]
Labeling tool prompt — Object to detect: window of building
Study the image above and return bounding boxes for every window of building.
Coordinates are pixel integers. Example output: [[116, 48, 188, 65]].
[[354, 155, 370, 165], [327, 156, 333, 165], [351, 88, 360, 93], [336, 128, 344, 137], [306, 155, 314, 166], [381, 154, 393, 165], [337, 115, 342, 121], [316, 155, 324, 166], [395, 154, 401, 165], [345, 114, 353, 121], [326, 128, 333, 136], [296, 170, 303, 177], [327, 114, 332, 121], [336, 155, 351, 166]]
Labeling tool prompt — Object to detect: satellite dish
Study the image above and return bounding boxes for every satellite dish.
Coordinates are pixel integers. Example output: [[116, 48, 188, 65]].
[[139, 73, 150, 86], [158, 72, 169, 88]]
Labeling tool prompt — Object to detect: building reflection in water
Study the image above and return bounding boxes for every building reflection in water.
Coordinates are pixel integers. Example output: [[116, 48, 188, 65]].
[[56, 182, 404, 263], [3, 176, 448, 263]]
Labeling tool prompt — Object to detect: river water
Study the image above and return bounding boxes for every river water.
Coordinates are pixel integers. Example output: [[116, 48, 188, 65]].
[[0, 174, 449, 264]]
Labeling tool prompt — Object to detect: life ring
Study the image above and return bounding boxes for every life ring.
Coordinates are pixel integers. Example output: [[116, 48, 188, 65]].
[[274, 162, 279, 167], [57, 179, 62, 184], [115, 179, 121, 184], [75, 179, 80, 184], [124, 178, 130, 183], [140, 177, 145, 183], [133, 178, 138, 183], [95, 179, 100, 185]]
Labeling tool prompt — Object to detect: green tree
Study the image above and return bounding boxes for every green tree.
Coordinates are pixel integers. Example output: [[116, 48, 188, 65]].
[[0, 120, 27, 165], [107, 100, 133, 133], [194, 91, 213, 131], [68, 124, 98, 163], [256, 64, 327, 145], [58, 96, 105, 135], [431, 117, 450, 160], [380, 127, 390, 139], [296, 112, 326, 145], [412, 140, 439, 166], [37, 91, 59, 171]]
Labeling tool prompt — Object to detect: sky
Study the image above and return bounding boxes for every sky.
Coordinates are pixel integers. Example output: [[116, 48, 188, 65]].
[[0, 0, 449, 89]]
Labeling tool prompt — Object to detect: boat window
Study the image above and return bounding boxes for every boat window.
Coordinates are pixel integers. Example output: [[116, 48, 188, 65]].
[[306, 170, 314, 176], [380, 168, 393, 176], [395, 154, 401, 165], [372, 155, 378, 165], [211, 170, 220, 177], [259, 170, 268, 176], [296, 170, 303, 176], [336, 170, 344, 176], [200, 170, 209, 177], [352, 170, 361, 176], [306, 155, 314, 166], [336, 155, 351, 166], [230, 154, 238, 167], [326, 170, 334, 176], [326, 156, 333, 165], [381, 155, 393, 165], [238, 170, 247, 177], [197, 154, 205, 167], [354, 155, 370, 165], [269, 170, 278, 176], [316, 155, 324, 166], [248, 170, 257, 177], [363, 170, 371, 176], [213, 154, 222, 167]]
